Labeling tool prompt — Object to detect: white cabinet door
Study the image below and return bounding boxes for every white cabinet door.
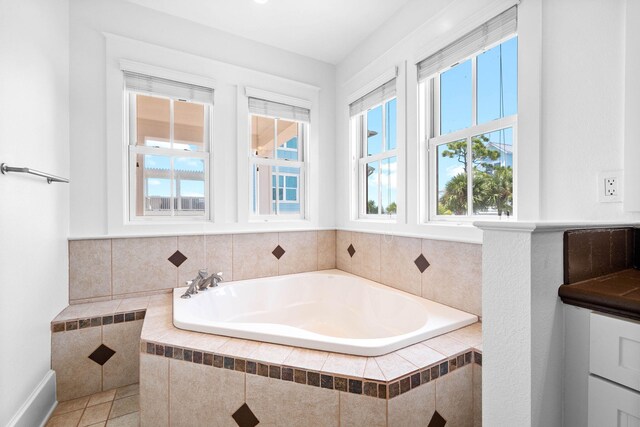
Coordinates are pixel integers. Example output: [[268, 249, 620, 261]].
[[590, 312, 640, 393], [588, 375, 640, 427]]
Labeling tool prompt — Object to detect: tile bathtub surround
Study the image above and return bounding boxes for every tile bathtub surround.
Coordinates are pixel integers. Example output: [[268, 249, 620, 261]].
[[68, 230, 336, 302], [51, 297, 149, 401], [336, 230, 483, 316], [563, 227, 636, 284], [139, 297, 483, 403]]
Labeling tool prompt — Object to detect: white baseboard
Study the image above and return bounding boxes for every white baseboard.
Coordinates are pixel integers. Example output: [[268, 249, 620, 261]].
[[6, 370, 57, 427]]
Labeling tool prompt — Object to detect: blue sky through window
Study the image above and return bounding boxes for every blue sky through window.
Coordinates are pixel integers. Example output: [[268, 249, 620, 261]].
[[436, 37, 517, 201]]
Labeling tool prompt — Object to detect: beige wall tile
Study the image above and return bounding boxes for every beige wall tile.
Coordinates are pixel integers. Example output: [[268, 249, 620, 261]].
[[374, 352, 419, 381], [321, 353, 366, 377], [363, 358, 386, 381], [249, 342, 293, 364], [351, 232, 381, 282], [217, 338, 262, 359], [140, 353, 169, 427], [335, 230, 352, 272], [112, 237, 177, 295], [423, 335, 469, 357], [169, 359, 244, 427], [246, 374, 339, 426], [380, 235, 422, 295], [69, 239, 112, 301], [102, 320, 143, 390], [435, 364, 473, 427], [283, 348, 329, 371], [318, 230, 336, 270], [421, 239, 482, 316], [448, 323, 483, 348], [278, 231, 318, 275], [474, 365, 482, 427], [388, 380, 436, 426], [206, 234, 233, 281], [340, 392, 386, 427], [395, 343, 446, 368], [116, 296, 149, 313], [52, 328, 102, 401], [177, 235, 206, 288], [232, 233, 279, 280]]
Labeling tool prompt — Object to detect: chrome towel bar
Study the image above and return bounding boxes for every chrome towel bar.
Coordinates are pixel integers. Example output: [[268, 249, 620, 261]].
[[1, 163, 69, 184]]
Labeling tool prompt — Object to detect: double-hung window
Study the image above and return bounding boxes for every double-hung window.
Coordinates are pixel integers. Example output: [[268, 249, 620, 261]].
[[124, 71, 213, 220], [350, 79, 398, 217], [419, 7, 517, 219], [249, 97, 309, 218]]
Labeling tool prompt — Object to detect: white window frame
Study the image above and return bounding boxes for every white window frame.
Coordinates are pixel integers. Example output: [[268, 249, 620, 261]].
[[124, 84, 213, 222], [353, 97, 398, 219], [249, 114, 308, 220], [424, 35, 518, 222]]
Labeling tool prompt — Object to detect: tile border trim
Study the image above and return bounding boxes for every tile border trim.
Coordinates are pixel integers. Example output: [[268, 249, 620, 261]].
[[51, 310, 146, 332], [140, 339, 481, 400]]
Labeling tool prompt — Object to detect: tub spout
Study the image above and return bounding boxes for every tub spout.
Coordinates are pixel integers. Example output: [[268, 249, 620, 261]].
[[180, 280, 197, 299]]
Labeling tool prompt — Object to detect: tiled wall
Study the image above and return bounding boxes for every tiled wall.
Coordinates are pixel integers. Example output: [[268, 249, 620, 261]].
[[336, 231, 483, 317], [140, 352, 481, 426], [68, 230, 336, 303], [563, 227, 636, 284], [52, 311, 145, 401], [68, 229, 481, 315]]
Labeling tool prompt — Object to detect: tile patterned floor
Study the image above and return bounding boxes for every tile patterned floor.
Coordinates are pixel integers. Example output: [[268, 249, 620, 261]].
[[46, 383, 139, 427]]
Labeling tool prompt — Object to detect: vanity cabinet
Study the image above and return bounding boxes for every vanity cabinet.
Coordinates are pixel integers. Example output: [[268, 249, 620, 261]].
[[564, 306, 640, 427], [588, 313, 640, 427]]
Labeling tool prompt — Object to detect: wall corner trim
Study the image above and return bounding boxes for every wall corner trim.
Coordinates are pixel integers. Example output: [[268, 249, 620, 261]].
[[6, 370, 57, 427]]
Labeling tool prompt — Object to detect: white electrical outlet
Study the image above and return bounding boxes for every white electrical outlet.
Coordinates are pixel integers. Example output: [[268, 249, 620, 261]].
[[598, 171, 623, 203]]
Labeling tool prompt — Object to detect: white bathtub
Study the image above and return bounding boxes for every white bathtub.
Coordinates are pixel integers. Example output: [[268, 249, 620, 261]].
[[173, 270, 477, 357]]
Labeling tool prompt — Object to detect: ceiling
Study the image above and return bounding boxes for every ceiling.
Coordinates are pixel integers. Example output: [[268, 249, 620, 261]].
[[124, 0, 412, 64]]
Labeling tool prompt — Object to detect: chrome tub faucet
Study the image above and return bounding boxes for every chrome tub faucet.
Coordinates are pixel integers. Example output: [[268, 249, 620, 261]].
[[181, 269, 223, 299]]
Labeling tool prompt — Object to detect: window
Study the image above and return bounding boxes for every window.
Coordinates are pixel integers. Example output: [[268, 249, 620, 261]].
[[350, 79, 398, 217], [419, 7, 517, 219], [249, 97, 309, 217], [124, 71, 213, 220]]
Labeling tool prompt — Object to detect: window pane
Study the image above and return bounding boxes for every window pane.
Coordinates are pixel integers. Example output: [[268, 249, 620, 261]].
[[137, 154, 171, 216], [471, 128, 513, 215], [477, 37, 518, 125], [275, 166, 301, 214], [136, 95, 170, 147], [380, 156, 397, 215], [440, 60, 472, 135], [437, 140, 468, 215], [277, 120, 299, 160], [252, 163, 274, 215], [174, 157, 205, 215], [386, 98, 397, 150], [251, 115, 275, 158], [367, 105, 383, 156], [252, 164, 302, 215], [174, 100, 206, 151], [366, 161, 379, 214]]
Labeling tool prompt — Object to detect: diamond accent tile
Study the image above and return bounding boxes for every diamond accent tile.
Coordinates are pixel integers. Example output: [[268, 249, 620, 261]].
[[232, 403, 259, 427], [414, 253, 430, 273], [168, 250, 187, 267], [88, 344, 116, 366], [347, 244, 356, 258], [428, 410, 447, 427], [272, 245, 285, 260]]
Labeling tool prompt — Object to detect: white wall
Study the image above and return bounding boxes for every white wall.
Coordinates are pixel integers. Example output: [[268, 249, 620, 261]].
[[334, 0, 640, 243], [0, 0, 70, 424], [540, 0, 638, 221], [69, 0, 336, 237]]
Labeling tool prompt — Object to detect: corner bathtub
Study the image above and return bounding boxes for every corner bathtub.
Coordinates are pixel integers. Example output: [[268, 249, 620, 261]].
[[173, 270, 477, 357]]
